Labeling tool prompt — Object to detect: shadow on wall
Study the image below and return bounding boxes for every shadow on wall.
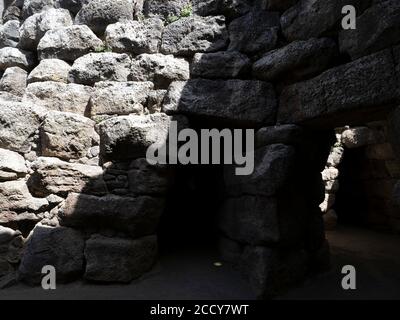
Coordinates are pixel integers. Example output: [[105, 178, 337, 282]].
[[2, 0, 400, 300]]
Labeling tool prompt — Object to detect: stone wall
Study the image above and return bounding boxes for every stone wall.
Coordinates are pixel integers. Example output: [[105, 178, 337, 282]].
[[0, 0, 399, 297]]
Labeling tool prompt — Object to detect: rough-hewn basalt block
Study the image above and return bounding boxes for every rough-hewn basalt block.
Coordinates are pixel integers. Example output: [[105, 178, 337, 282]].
[[339, 0, 400, 60], [278, 49, 400, 125], [84, 234, 158, 283], [59, 193, 164, 238], [224, 144, 296, 197], [163, 79, 277, 126], [18, 225, 85, 285]]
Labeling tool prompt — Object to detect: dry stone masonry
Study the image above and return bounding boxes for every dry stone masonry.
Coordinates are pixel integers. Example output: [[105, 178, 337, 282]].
[[0, 0, 399, 297]]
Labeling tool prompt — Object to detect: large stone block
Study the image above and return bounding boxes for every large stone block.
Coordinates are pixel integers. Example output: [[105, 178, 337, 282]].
[[59, 193, 164, 237], [27, 59, 72, 84], [130, 53, 189, 89], [0, 66, 28, 96], [163, 79, 277, 126], [105, 18, 163, 55], [19, 8, 73, 50], [40, 111, 97, 160], [278, 49, 399, 125], [98, 113, 172, 161], [339, 0, 400, 59], [253, 38, 337, 82], [0, 20, 20, 48], [0, 101, 46, 153], [18, 224, 85, 285], [0, 47, 35, 71], [193, 0, 252, 19], [224, 144, 296, 197], [22, 0, 56, 19], [69, 52, 132, 86], [89, 81, 153, 117], [37, 25, 104, 62], [75, 0, 134, 35], [0, 148, 28, 181], [29, 157, 107, 197], [281, 0, 367, 41], [191, 51, 251, 79], [219, 196, 279, 245], [84, 234, 157, 283], [23, 81, 92, 115], [228, 10, 280, 55], [160, 15, 228, 56]]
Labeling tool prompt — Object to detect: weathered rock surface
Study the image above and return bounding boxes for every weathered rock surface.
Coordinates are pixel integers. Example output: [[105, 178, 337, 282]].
[[219, 196, 279, 245], [29, 157, 106, 197], [163, 80, 277, 126], [339, 0, 400, 59], [18, 224, 85, 284], [130, 54, 189, 89], [253, 38, 337, 82], [143, 0, 190, 20], [23, 81, 92, 115], [19, 8, 73, 50], [59, 193, 164, 237], [191, 51, 251, 79], [75, 0, 135, 35], [0, 47, 35, 71], [341, 127, 384, 149], [161, 15, 228, 56], [0, 67, 28, 96], [22, 0, 56, 19], [193, 0, 251, 19], [0, 180, 48, 212], [239, 246, 307, 298], [37, 25, 104, 62], [90, 81, 153, 117], [84, 234, 157, 282], [256, 125, 303, 147], [128, 158, 170, 195], [0, 101, 45, 153], [0, 148, 28, 181], [147, 89, 167, 114], [98, 113, 172, 160], [0, 20, 20, 48], [228, 10, 280, 54], [105, 18, 164, 55], [69, 53, 131, 86], [56, 0, 90, 14], [40, 111, 97, 160], [259, 0, 298, 12], [281, 0, 367, 41], [225, 144, 295, 197], [27, 59, 71, 84], [278, 49, 399, 125]]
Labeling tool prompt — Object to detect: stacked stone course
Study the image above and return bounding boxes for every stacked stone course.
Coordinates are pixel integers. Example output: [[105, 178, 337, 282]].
[[0, 0, 399, 297]]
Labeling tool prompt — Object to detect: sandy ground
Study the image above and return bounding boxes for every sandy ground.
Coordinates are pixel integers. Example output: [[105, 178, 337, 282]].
[[0, 226, 399, 300]]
